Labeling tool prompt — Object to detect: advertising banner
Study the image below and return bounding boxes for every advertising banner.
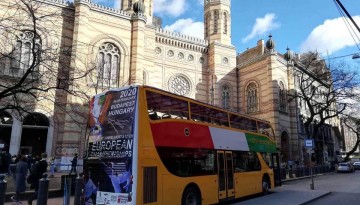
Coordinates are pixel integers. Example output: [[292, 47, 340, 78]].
[[84, 87, 138, 205]]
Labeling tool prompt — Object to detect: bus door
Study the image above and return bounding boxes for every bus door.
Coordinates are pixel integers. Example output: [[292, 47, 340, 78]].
[[271, 153, 281, 186], [217, 151, 235, 201]]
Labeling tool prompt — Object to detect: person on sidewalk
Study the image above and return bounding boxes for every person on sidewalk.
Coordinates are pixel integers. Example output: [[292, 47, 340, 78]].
[[27, 152, 48, 205], [11, 155, 28, 203], [84, 172, 97, 205], [49, 157, 56, 177], [69, 153, 78, 175], [26, 154, 34, 172]]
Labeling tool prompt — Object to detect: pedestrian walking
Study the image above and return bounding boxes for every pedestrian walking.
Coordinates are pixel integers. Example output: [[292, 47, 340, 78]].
[[69, 153, 78, 175], [11, 155, 28, 203], [9, 155, 17, 181], [83, 172, 97, 205], [26, 154, 34, 172], [49, 157, 56, 177], [27, 152, 48, 205]]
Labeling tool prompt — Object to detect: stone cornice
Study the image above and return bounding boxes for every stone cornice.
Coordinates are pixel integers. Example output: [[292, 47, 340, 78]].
[[74, 0, 131, 20], [131, 13, 147, 23], [205, 0, 231, 9], [212, 41, 236, 50], [36, 0, 74, 8], [155, 27, 208, 47], [237, 53, 270, 68]]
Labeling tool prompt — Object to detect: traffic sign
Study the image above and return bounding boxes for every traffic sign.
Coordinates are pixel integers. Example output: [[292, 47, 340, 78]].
[[305, 139, 314, 148]]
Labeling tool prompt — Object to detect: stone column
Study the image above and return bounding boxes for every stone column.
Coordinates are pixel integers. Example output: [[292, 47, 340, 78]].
[[9, 118, 22, 155], [129, 5, 147, 84], [46, 121, 54, 157]]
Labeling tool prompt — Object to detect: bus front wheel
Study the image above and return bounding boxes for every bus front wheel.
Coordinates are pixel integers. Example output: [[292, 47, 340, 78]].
[[262, 176, 270, 195], [181, 186, 201, 205]]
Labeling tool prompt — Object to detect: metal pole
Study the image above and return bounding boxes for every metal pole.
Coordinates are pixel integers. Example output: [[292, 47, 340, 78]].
[[309, 153, 314, 190], [0, 174, 7, 205], [74, 175, 83, 205], [64, 175, 71, 205], [37, 173, 49, 205], [310, 169, 315, 190]]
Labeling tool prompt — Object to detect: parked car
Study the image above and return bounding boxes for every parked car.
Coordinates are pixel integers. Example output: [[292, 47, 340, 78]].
[[353, 161, 360, 170], [337, 163, 354, 173]]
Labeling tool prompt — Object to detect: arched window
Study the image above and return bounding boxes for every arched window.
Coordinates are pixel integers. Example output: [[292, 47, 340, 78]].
[[223, 12, 227, 34], [11, 31, 41, 71], [214, 10, 219, 34], [221, 85, 230, 109], [96, 42, 120, 89], [205, 13, 210, 37], [143, 70, 147, 85], [246, 83, 258, 113], [279, 81, 287, 112]]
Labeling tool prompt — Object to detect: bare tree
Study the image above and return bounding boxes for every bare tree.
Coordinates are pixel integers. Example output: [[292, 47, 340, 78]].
[[341, 115, 360, 161], [0, 0, 93, 122], [288, 52, 360, 163]]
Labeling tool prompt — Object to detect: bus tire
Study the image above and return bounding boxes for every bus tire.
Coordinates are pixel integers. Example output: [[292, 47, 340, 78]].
[[262, 175, 270, 195], [181, 186, 201, 205]]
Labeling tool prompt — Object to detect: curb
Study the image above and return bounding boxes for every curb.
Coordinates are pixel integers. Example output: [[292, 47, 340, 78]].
[[4, 189, 64, 202], [298, 191, 332, 205], [282, 172, 335, 183]]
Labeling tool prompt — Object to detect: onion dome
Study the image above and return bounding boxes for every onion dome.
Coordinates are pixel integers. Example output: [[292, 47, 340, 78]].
[[284, 47, 294, 61], [266, 34, 275, 50], [133, 1, 145, 14]]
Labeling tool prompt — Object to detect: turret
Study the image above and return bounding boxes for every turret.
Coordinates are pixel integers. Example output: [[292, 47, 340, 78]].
[[204, 0, 231, 45]]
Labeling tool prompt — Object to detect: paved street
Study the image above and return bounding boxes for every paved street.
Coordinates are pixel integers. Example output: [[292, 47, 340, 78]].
[[234, 171, 360, 205], [3, 171, 359, 205]]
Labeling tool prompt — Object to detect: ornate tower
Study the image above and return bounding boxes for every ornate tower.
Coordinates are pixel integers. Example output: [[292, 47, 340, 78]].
[[204, 0, 236, 109], [122, 0, 153, 25], [204, 0, 231, 45]]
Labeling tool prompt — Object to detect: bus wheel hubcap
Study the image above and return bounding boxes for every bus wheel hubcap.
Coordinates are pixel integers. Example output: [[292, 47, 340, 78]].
[[263, 181, 269, 191], [186, 193, 196, 205]]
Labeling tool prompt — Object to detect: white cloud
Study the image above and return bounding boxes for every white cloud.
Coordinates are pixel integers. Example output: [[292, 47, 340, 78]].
[[300, 16, 360, 55], [154, 0, 187, 17], [164, 18, 204, 39], [242, 13, 280, 43]]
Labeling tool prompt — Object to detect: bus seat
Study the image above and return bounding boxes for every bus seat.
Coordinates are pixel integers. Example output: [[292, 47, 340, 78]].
[[149, 111, 160, 120], [162, 114, 171, 119]]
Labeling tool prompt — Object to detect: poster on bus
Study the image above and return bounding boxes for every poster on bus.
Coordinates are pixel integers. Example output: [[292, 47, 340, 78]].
[[84, 86, 138, 205]]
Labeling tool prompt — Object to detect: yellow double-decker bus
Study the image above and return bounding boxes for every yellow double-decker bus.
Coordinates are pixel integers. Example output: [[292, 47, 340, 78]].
[[83, 85, 280, 205]]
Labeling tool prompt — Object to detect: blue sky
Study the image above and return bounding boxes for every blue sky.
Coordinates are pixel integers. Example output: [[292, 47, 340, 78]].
[[89, 0, 360, 61]]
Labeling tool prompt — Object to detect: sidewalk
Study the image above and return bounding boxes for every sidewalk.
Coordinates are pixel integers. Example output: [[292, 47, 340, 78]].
[[234, 188, 330, 205], [3, 171, 75, 203], [233, 173, 334, 205], [4, 196, 74, 205], [3, 172, 333, 205]]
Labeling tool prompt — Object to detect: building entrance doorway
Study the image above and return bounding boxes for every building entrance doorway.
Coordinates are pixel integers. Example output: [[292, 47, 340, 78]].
[[20, 113, 49, 156]]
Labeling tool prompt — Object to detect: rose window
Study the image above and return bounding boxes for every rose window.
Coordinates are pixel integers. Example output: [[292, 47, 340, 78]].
[[169, 75, 191, 96]]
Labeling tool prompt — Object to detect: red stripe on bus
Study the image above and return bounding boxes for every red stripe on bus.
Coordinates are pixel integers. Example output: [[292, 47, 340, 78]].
[[150, 122, 214, 149]]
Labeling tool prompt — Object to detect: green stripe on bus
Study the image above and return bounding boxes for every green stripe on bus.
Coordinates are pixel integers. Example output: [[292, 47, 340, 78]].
[[245, 134, 277, 153]]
